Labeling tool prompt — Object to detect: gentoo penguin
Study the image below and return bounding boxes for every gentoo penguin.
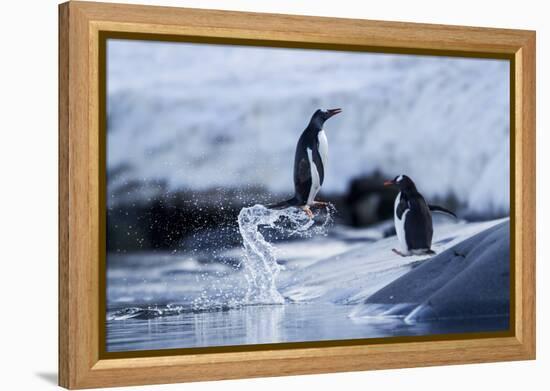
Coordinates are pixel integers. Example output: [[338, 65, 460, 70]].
[[269, 108, 342, 217], [384, 175, 456, 256]]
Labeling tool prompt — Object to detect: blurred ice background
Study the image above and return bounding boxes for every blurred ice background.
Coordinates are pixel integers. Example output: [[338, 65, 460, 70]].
[[107, 39, 509, 215], [105, 39, 510, 352]]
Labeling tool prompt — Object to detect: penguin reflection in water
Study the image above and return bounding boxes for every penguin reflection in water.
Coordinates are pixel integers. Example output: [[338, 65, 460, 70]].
[[269, 108, 342, 218], [384, 175, 456, 257]]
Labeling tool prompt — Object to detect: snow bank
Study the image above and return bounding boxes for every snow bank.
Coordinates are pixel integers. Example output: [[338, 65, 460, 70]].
[[279, 219, 506, 304], [352, 220, 509, 322]]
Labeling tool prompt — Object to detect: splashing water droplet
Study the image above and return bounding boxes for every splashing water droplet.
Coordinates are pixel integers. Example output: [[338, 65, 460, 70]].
[[237, 204, 335, 304]]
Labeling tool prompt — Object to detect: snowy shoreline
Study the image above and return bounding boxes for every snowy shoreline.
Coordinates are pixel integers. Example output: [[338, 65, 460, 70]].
[[351, 220, 509, 322], [106, 215, 510, 329], [106, 216, 510, 353], [280, 218, 509, 318]]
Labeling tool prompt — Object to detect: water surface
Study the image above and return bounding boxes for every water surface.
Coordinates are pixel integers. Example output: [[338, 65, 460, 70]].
[[107, 302, 508, 352]]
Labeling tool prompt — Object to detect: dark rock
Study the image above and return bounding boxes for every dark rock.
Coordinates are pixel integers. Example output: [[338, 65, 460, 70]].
[[346, 172, 397, 226]]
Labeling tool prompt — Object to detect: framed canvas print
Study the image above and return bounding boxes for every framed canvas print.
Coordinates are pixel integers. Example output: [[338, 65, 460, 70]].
[[58, 1, 536, 389]]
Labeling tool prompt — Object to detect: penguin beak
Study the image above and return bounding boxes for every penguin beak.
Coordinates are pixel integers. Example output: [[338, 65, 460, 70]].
[[326, 108, 342, 118], [383, 180, 395, 187]]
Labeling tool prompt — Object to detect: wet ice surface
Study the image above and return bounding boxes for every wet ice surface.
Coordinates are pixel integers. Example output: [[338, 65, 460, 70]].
[[106, 207, 509, 352]]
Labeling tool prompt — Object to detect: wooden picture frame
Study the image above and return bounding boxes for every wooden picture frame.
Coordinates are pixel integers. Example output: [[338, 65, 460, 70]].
[[59, 1, 536, 389]]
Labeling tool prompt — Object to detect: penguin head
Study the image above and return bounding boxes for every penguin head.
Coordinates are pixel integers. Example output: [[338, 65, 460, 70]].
[[309, 108, 342, 129], [384, 175, 416, 191]]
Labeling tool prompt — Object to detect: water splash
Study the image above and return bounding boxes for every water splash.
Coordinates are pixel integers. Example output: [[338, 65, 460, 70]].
[[107, 203, 336, 322], [238, 204, 335, 304], [107, 303, 234, 321]]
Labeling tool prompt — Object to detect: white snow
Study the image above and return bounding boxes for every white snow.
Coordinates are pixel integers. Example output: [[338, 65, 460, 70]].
[[107, 39, 510, 216], [278, 218, 506, 304]]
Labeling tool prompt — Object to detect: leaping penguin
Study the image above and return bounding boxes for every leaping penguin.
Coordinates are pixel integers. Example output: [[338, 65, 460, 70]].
[[384, 175, 456, 256], [269, 108, 342, 217]]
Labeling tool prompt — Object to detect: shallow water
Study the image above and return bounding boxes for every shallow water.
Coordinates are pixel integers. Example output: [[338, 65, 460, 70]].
[[106, 302, 508, 352]]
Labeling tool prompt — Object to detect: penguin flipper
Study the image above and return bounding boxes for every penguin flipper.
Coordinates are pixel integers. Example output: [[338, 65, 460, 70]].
[[294, 156, 312, 201], [404, 197, 433, 252], [428, 204, 457, 219]]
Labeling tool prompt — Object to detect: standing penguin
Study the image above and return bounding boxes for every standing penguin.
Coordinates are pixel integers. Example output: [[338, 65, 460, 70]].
[[384, 175, 456, 256], [269, 108, 342, 217]]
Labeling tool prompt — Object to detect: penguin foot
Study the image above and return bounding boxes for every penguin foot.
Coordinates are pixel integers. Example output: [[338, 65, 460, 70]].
[[300, 205, 314, 219], [392, 248, 408, 257]]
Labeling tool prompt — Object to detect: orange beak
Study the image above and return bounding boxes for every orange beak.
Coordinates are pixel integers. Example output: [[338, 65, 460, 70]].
[[383, 180, 394, 187]]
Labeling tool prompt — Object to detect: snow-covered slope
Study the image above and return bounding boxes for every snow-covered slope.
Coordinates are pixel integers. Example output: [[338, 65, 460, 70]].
[[351, 220, 510, 322], [279, 218, 507, 304], [107, 40, 510, 215], [107, 215, 508, 321]]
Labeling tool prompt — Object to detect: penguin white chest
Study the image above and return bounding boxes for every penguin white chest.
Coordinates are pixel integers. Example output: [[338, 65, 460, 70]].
[[394, 192, 409, 251], [306, 148, 321, 205], [306, 131, 328, 206], [317, 130, 328, 169]]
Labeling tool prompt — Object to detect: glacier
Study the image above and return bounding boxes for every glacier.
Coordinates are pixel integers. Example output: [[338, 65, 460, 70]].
[[106, 39, 510, 216]]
